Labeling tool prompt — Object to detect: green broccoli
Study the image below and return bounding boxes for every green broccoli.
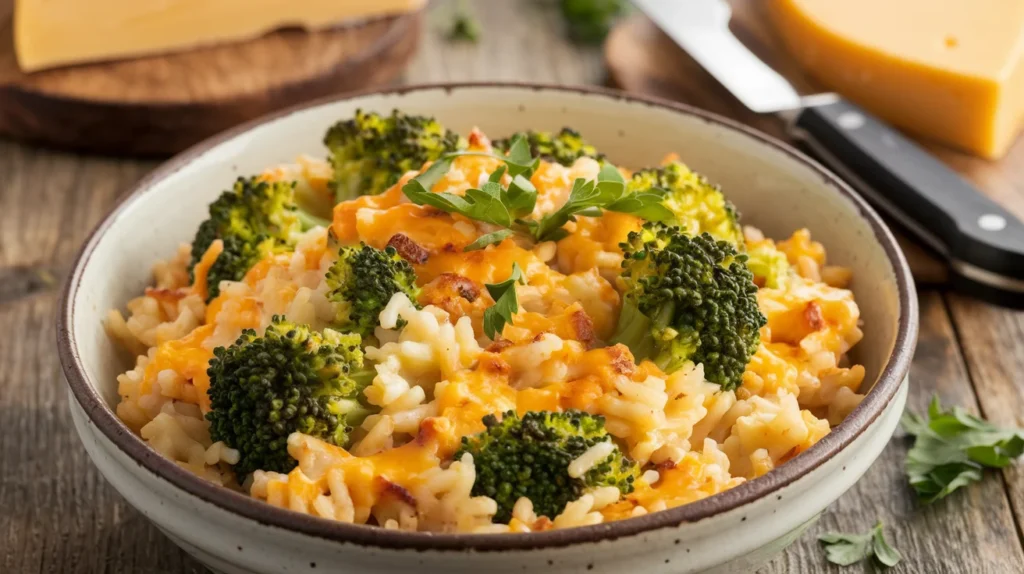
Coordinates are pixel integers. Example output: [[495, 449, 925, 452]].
[[627, 161, 743, 245], [492, 127, 604, 167], [206, 317, 375, 477], [189, 176, 328, 301], [609, 223, 766, 389], [324, 109, 464, 202], [745, 242, 793, 289], [326, 243, 421, 338], [455, 409, 639, 523]]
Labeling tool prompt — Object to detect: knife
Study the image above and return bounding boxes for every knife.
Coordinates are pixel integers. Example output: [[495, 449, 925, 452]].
[[633, 0, 1024, 308]]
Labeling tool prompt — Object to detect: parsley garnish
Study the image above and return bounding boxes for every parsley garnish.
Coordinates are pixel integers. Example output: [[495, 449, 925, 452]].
[[524, 163, 671, 241], [402, 144, 671, 247], [464, 229, 516, 251], [902, 395, 1024, 503], [560, 0, 627, 44], [818, 521, 902, 568], [448, 0, 480, 43], [482, 262, 525, 339]]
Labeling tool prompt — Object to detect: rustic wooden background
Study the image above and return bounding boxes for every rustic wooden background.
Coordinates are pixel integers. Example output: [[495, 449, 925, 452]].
[[1, 1, 1022, 572]]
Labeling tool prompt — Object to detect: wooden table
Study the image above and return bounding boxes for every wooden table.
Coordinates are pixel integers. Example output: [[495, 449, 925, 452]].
[[1, 2, 1022, 572]]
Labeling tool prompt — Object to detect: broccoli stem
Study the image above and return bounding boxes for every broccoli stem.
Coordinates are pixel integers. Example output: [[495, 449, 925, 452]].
[[651, 299, 675, 332], [609, 298, 655, 361], [295, 209, 331, 231]]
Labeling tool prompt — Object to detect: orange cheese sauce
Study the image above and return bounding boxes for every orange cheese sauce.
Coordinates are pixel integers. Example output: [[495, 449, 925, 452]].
[[141, 325, 214, 409], [609, 453, 740, 518], [272, 433, 445, 523], [190, 240, 224, 302], [417, 239, 549, 286], [434, 366, 517, 455], [556, 212, 642, 276]]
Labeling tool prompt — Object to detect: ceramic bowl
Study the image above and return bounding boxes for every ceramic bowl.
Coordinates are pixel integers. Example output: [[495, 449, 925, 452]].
[[58, 83, 918, 574]]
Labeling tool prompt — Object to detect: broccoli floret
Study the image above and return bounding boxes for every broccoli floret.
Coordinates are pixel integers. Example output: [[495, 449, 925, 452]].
[[492, 127, 604, 167], [188, 176, 327, 301], [628, 161, 743, 245], [745, 242, 792, 289], [326, 243, 421, 338], [455, 409, 639, 523], [206, 317, 375, 477], [610, 223, 766, 389], [324, 109, 464, 202]]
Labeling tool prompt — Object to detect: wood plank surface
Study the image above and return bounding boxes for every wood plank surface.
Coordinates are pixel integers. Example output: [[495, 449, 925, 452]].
[[0, 1, 1021, 572]]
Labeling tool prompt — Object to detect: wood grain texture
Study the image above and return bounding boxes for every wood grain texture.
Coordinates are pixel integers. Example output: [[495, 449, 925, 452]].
[[0, 0, 1022, 572], [0, 0, 420, 155], [945, 294, 1024, 548]]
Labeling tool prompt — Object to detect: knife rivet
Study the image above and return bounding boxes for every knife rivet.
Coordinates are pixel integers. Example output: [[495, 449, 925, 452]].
[[837, 112, 865, 130], [978, 214, 1007, 231]]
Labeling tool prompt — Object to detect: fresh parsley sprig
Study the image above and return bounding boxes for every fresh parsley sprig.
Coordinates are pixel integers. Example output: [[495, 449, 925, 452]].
[[901, 395, 1024, 503], [448, 0, 480, 43], [818, 521, 902, 568], [464, 229, 516, 252], [524, 163, 671, 241], [402, 146, 670, 247], [401, 136, 539, 232], [482, 262, 525, 339]]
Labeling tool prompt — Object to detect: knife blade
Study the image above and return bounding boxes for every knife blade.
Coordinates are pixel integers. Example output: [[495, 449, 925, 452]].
[[633, 0, 1024, 307]]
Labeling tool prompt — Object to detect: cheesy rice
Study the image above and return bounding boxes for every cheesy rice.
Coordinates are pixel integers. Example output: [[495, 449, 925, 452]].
[[106, 127, 865, 533]]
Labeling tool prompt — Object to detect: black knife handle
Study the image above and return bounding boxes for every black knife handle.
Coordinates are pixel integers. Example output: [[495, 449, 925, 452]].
[[789, 98, 1024, 286]]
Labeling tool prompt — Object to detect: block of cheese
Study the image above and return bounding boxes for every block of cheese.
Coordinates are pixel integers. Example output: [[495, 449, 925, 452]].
[[14, 0, 426, 73], [767, 0, 1024, 159]]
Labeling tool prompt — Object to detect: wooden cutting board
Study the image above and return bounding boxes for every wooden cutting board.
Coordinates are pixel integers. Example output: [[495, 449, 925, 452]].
[[605, 4, 1024, 286], [0, 3, 421, 156]]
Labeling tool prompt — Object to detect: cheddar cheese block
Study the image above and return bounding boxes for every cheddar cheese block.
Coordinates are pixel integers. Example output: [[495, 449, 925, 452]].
[[768, 0, 1024, 159], [14, 0, 426, 72]]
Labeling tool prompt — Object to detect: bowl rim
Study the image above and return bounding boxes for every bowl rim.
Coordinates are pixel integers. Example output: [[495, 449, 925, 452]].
[[58, 81, 918, 552]]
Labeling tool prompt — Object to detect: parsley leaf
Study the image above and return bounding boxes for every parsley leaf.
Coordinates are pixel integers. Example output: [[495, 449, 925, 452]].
[[402, 135, 539, 226], [902, 395, 1024, 503], [819, 521, 902, 568], [402, 162, 514, 228], [402, 140, 669, 245], [448, 0, 480, 43], [464, 229, 515, 251], [560, 0, 627, 44], [526, 164, 671, 242], [482, 262, 525, 339]]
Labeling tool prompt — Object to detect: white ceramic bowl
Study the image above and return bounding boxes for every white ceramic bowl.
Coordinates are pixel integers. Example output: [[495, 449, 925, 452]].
[[59, 83, 918, 574]]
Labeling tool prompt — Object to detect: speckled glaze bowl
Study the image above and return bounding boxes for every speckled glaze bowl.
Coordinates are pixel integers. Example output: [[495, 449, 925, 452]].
[[58, 83, 918, 574]]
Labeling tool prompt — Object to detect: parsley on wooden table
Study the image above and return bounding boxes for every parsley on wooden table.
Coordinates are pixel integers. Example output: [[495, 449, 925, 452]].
[[448, 0, 480, 43], [559, 0, 628, 44], [818, 521, 902, 569], [482, 262, 526, 339], [901, 395, 1024, 503]]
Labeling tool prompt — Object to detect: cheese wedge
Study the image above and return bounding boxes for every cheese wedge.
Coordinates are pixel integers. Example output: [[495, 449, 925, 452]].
[[768, 0, 1024, 159], [14, 0, 426, 73]]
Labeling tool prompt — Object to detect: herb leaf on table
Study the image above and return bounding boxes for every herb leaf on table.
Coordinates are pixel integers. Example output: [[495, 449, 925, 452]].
[[818, 521, 902, 568], [902, 395, 1024, 503], [447, 0, 480, 43]]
